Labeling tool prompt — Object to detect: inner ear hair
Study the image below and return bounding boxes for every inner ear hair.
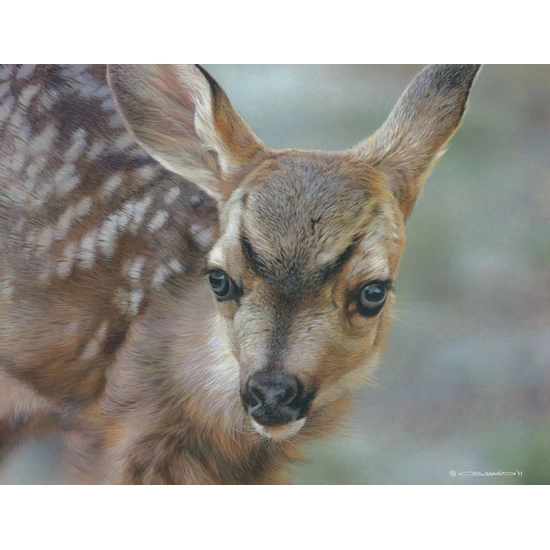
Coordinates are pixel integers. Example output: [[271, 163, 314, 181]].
[[108, 64, 265, 203]]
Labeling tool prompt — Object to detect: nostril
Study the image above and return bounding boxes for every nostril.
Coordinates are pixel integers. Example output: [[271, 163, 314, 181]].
[[247, 372, 300, 408], [245, 383, 262, 409]]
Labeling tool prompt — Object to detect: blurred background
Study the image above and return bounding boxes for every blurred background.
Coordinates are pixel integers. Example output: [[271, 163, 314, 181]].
[[2, 65, 549, 484]]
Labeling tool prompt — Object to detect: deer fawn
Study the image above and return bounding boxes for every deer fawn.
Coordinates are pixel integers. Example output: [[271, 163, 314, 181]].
[[0, 65, 479, 483]]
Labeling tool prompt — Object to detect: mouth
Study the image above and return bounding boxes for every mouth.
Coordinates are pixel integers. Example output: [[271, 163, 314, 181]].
[[250, 417, 307, 441]]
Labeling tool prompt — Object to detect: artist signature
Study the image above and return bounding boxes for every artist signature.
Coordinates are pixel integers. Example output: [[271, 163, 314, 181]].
[[449, 470, 523, 478]]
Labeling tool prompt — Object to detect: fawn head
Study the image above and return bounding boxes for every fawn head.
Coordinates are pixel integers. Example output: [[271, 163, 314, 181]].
[[108, 64, 479, 440]]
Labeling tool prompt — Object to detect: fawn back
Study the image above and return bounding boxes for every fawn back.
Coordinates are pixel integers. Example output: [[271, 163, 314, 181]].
[[0, 65, 479, 483], [0, 65, 218, 455]]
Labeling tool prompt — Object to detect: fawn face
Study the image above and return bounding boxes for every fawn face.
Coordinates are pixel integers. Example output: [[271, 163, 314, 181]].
[[109, 64, 479, 440], [207, 153, 404, 438]]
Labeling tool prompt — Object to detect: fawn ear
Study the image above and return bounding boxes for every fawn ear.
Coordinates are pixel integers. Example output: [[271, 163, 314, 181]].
[[354, 64, 481, 219], [107, 64, 265, 202]]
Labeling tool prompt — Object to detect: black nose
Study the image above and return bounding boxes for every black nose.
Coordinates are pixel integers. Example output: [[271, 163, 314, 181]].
[[242, 372, 314, 427], [248, 371, 298, 408]]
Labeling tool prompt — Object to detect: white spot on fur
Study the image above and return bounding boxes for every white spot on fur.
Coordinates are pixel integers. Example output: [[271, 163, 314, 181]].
[[60, 175, 80, 196], [66, 128, 88, 162], [188, 194, 203, 207], [128, 195, 153, 233], [0, 276, 14, 299], [114, 134, 134, 150], [125, 256, 146, 283], [24, 230, 37, 248], [164, 187, 180, 205], [116, 208, 132, 232], [55, 207, 75, 238], [191, 224, 215, 250], [8, 147, 26, 173], [80, 321, 109, 361], [53, 162, 79, 196], [16, 65, 36, 80], [18, 84, 40, 108], [115, 285, 145, 316], [0, 81, 11, 100], [55, 197, 92, 239], [148, 210, 169, 232], [75, 196, 92, 217], [152, 265, 171, 289], [87, 140, 107, 161], [37, 90, 57, 113], [168, 258, 183, 273], [29, 122, 58, 154], [97, 320, 109, 341], [77, 71, 104, 99], [101, 96, 116, 111], [138, 165, 155, 180], [7, 105, 28, 132], [109, 113, 124, 128], [36, 226, 55, 253], [13, 217, 25, 233], [96, 84, 111, 98], [129, 289, 144, 316], [0, 95, 15, 124], [26, 155, 49, 181], [78, 229, 98, 269], [80, 337, 101, 361], [0, 66, 14, 80], [27, 188, 52, 211], [38, 260, 55, 284], [101, 174, 123, 198], [57, 241, 78, 278], [98, 215, 119, 258]]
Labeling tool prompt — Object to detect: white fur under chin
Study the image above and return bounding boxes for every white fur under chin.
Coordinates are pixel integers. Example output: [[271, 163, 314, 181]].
[[250, 418, 306, 441]]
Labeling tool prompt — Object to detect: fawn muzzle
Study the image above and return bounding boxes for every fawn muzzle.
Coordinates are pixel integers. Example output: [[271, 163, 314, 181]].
[[242, 371, 315, 427]]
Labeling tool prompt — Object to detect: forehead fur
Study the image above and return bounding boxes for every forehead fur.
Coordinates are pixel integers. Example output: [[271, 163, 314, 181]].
[[239, 151, 397, 281]]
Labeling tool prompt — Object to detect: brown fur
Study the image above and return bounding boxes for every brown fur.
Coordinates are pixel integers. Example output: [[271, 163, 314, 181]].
[[0, 64, 479, 483]]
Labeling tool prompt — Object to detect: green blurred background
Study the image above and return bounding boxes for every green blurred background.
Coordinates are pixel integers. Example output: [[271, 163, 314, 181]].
[[2, 65, 549, 484]]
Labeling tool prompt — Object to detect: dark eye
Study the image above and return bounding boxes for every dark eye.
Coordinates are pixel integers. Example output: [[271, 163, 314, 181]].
[[208, 270, 237, 301], [356, 282, 388, 317]]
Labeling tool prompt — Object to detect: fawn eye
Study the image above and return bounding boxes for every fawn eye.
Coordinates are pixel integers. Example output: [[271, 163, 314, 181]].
[[208, 270, 237, 301], [356, 282, 388, 317]]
